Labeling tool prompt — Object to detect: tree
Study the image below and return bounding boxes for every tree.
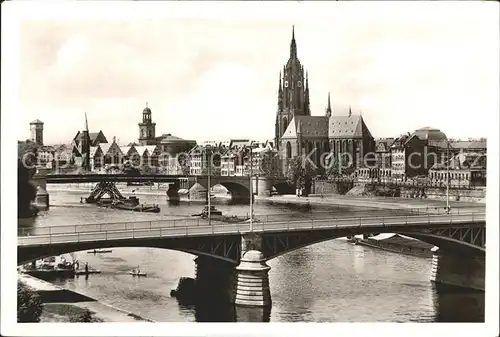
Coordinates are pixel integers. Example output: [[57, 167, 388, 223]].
[[69, 309, 101, 323], [17, 281, 43, 322], [177, 153, 191, 176], [260, 151, 282, 177], [325, 153, 352, 179], [286, 156, 316, 196]]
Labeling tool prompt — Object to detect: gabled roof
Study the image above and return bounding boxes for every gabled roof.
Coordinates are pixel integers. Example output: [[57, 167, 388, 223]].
[[99, 143, 112, 155], [328, 115, 372, 139], [89, 146, 104, 158], [282, 116, 328, 139], [144, 145, 157, 154], [73, 130, 108, 144], [119, 146, 132, 155], [375, 138, 394, 152]]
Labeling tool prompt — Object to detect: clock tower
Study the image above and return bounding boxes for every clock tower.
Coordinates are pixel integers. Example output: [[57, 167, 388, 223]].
[[138, 102, 156, 145], [274, 26, 310, 150]]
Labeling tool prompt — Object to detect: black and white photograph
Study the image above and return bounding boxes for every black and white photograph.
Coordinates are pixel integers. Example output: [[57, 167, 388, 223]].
[[2, 1, 499, 336]]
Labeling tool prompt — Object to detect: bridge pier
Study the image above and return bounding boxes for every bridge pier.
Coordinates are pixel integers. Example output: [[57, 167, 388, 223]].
[[166, 181, 180, 204], [195, 256, 236, 302], [431, 248, 485, 291], [253, 177, 273, 197], [34, 186, 50, 210], [233, 232, 272, 308], [31, 176, 49, 210]]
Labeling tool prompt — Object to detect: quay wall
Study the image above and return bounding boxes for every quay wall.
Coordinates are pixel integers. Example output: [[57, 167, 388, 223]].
[[313, 180, 486, 203]]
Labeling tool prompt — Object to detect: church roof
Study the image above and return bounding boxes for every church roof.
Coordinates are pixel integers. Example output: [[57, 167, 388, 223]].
[[30, 119, 44, 124], [281, 116, 329, 139], [328, 115, 372, 139], [159, 133, 195, 143]]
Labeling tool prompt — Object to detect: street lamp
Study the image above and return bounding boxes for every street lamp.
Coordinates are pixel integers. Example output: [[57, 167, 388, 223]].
[[446, 141, 450, 214], [249, 146, 254, 232], [206, 145, 212, 226]]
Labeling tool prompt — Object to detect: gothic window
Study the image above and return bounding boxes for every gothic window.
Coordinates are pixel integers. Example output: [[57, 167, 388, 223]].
[[282, 117, 288, 133], [286, 142, 292, 158]]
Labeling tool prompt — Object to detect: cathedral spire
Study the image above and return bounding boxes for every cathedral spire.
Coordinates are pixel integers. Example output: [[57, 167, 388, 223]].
[[325, 93, 332, 118], [290, 25, 297, 58], [279, 72, 282, 93], [84, 112, 89, 132], [348, 105, 352, 117]]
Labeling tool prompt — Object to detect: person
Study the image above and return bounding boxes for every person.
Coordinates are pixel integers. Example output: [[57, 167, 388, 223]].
[[85, 262, 89, 273]]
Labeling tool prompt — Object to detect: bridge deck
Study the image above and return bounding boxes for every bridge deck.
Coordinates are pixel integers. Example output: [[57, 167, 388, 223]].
[[18, 213, 485, 247]]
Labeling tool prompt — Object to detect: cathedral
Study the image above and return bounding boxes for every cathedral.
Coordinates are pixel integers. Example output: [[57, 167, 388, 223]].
[[275, 27, 375, 172]]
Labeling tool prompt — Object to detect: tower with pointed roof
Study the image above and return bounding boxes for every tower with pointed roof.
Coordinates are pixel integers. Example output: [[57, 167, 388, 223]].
[[30, 119, 44, 146], [325, 93, 332, 118], [81, 113, 91, 171], [275, 26, 311, 151], [138, 102, 157, 146]]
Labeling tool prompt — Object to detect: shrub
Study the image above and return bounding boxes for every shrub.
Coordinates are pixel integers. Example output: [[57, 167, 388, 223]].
[[69, 308, 101, 322], [17, 281, 43, 322]]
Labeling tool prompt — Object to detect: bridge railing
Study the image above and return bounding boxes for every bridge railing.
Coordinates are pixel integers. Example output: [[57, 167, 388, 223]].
[[250, 206, 484, 224], [17, 207, 477, 237], [18, 212, 485, 244]]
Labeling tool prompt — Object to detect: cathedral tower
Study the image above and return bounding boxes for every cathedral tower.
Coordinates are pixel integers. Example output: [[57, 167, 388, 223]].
[[138, 102, 157, 146], [274, 26, 311, 150]]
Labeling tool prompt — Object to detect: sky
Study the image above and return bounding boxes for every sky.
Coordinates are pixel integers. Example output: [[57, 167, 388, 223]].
[[9, 1, 500, 145]]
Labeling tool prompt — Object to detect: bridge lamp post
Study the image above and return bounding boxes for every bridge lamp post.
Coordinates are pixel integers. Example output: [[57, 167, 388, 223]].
[[446, 141, 450, 214], [249, 146, 254, 232], [206, 145, 212, 226]]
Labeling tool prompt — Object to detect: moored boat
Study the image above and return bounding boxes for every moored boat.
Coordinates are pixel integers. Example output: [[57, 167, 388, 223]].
[[87, 249, 113, 254], [107, 199, 160, 213], [75, 269, 101, 275]]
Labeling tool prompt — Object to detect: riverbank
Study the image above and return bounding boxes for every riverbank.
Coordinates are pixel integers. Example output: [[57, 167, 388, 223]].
[[255, 194, 485, 213], [18, 274, 154, 322]]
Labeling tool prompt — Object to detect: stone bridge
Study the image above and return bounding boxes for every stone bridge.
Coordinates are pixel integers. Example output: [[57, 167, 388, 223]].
[[31, 174, 293, 206]]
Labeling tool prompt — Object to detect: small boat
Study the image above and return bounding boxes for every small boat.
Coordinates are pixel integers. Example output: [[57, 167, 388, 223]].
[[109, 200, 160, 213], [192, 205, 223, 217], [87, 249, 113, 254], [221, 215, 251, 224], [129, 270, 147, 277], [75, 269, 101, 275]]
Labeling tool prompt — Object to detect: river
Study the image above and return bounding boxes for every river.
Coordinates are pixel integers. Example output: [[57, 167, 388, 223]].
[[18, 186, 484, 322]]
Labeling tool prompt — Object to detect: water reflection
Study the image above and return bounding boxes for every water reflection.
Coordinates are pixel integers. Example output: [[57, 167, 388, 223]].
[[234, 305, 271, 322], [432, 284, 485, 322]]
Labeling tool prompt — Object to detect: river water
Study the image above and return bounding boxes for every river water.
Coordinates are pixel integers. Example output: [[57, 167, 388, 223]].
[[19, 186, 484, 322]]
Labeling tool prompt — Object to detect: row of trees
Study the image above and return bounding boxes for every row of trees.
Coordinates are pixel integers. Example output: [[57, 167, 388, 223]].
[[285, 155, 354, 195]]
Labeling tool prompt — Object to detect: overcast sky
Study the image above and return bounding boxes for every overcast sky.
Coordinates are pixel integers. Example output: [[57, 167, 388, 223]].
[[10, 1, 499, 145]]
